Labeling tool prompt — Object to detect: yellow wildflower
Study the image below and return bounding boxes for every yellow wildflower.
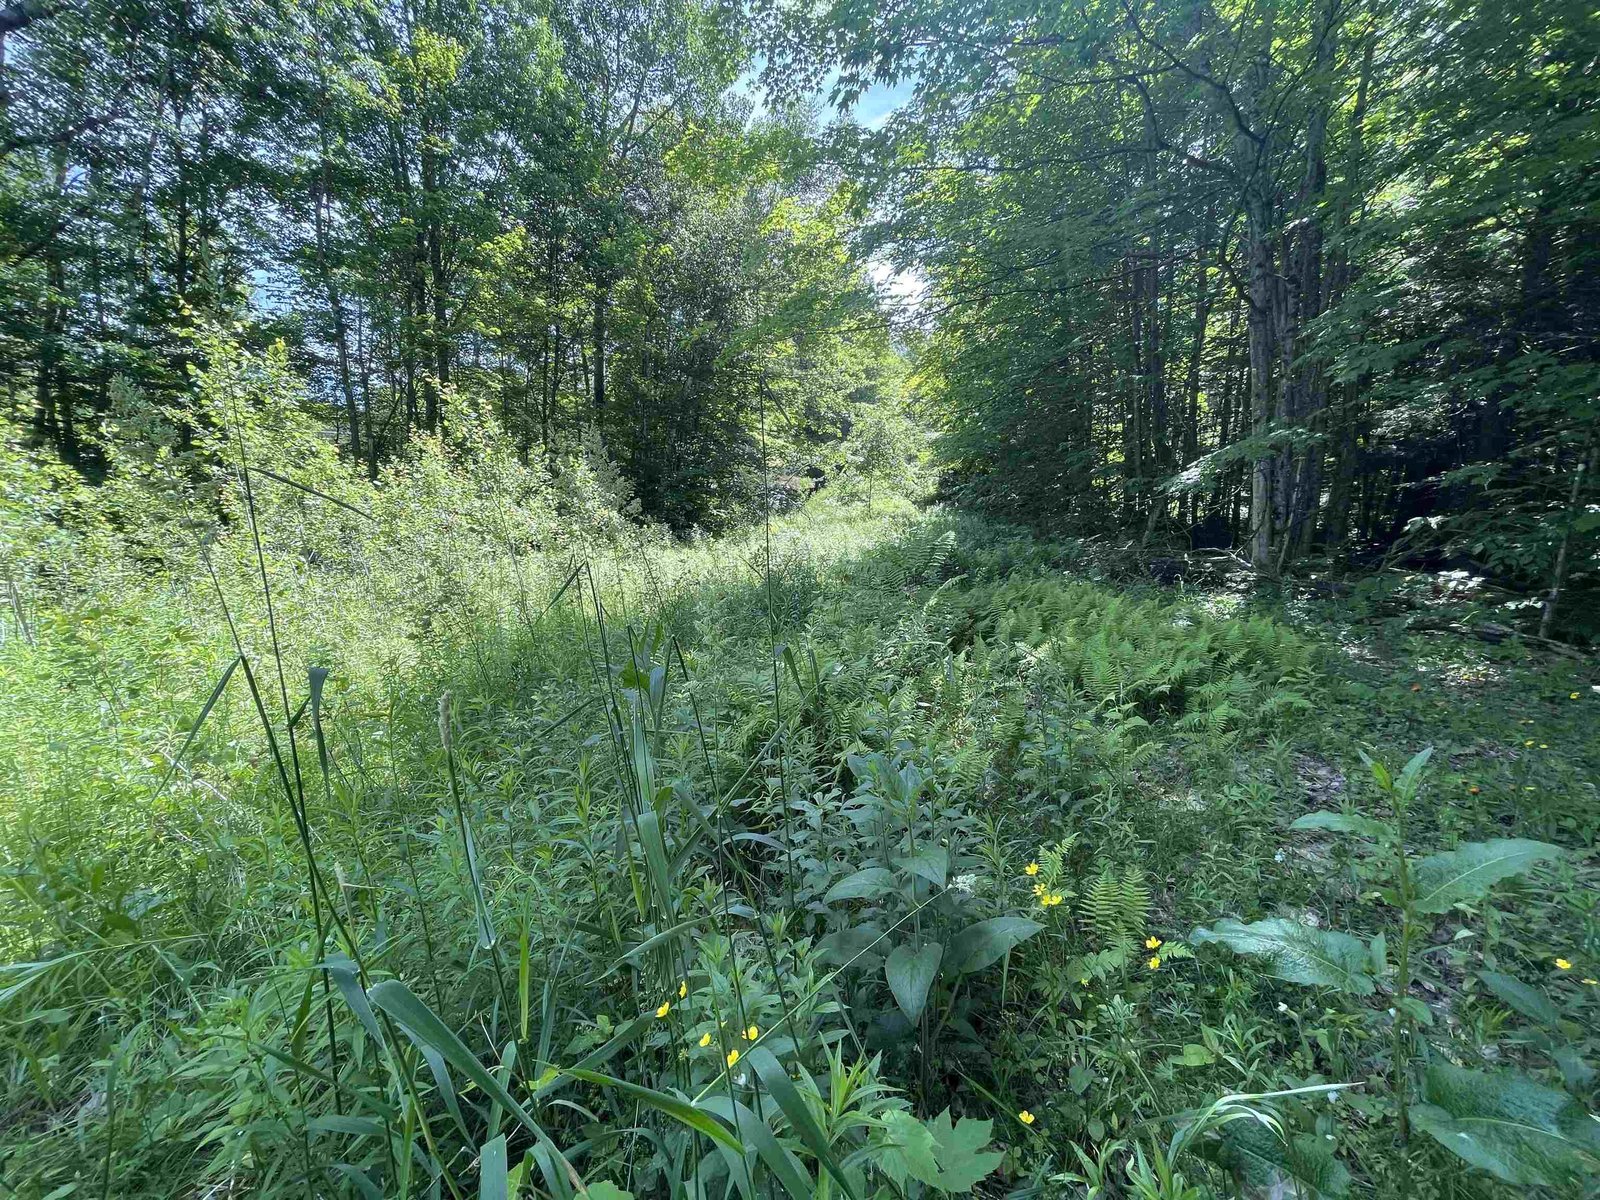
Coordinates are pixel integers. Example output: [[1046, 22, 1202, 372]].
[[1540, 743, 1549, 749], [656, 1002, 671, 1018], [1147, 956, 1161, 970], [1025, 862, 1040, 876], [1017, 1110, 1036, 1126], [679, 980, 688, 999], [726, 1049, 740, 1068], [1571, 692, 1581, 700], [1524, 739, 1535, 747], [745, 1025, 759, 1041], [699, 1032, 712, 1047], [1145, 936, 1163, 950], [1555, 958, 1572, 971]]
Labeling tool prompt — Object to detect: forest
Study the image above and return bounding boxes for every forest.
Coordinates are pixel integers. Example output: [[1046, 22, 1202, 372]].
[[1, 0, 1597, 1194]]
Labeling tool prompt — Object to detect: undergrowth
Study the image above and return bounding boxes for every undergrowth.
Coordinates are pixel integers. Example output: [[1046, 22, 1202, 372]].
[[1, 371, 1597, 1198]]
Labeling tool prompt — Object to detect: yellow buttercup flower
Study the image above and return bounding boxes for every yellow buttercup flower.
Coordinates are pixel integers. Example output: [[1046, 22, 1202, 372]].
[[1024, 862, 1040, 876], [1571, 692, 1581, 700], [1147, 956, 1161, 970], [698, 1032, 712, 1047], [679, 980, 688, 999], [1555, 958, 1572, 971], [656, 1001, 671, 1018], [745, 1025, 759, 1041], [1145, 936, 1163, 950], [1539, 743, 1549, 749], [725, 1049, 740, 1068], [1017, 1110, 1036, 1126], [1524, 739, 1535, 747]]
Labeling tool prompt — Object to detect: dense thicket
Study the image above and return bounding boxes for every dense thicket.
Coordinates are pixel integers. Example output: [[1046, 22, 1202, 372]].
[[0, 0, 902, 529], [761, 0, 1599, 626]]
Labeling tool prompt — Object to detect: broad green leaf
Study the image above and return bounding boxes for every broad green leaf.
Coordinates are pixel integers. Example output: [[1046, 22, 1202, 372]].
[[897, 847, 948, 887], [816, 923, 886, 966], [1479, 970, 1560, 1026], [948, 917, 1042, 975], [825, 867, 897, 903], [885, 942, 942, 1023], [481, 1133, 508, 1200], [1208, 1120, 1351, 1198], [1190, 919, 1376, 994], [923, 1110, 1002, 1192], [579, 1185, 632, 1200], [1369, 931, 1387, 978], [1289, 811, 1388, 840], [875, 1109, 941, 1189], [1170, 1044, 1216, 1068], [1395, 996, 1434, 1027], [1409, 840, 1561, 913], [1412, 1061, 1600, 1187]]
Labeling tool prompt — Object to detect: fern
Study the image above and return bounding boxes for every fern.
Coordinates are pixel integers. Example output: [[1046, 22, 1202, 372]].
[[1081, 862, 1152, 945]]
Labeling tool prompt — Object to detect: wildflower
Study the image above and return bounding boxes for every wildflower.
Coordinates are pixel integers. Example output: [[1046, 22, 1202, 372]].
[[1025, 862, 1040, 876], [951, 872, 977, 894], [1017, 1110, 1036, 1126], [745, 1025, 759, 1041], [1145, 936, 1163, 950], [1524, 739, 1535, 747], [1540, 743, 1549, 749], [1555, 958, 1572, 971], [1039, 892, 1063, 907], [678, 980, 688, 999], [656, 1002, 671, 1018], [699, 1032, 712, 1048], [1147, 956, 1161, 970], [1032, 882, 1045, 897], [726, 1049, 740, 1068], [1571, 692, 1581, 700]]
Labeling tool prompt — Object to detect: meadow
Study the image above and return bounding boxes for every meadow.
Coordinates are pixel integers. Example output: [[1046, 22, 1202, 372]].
[[1, 375, 1596, 1198]]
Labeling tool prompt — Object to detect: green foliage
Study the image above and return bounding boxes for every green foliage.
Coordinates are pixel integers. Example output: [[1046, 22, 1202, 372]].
[[1413, 1061, 1600, 1188], [1190, 920, 1377, 996], [2, 379, 1596, 1200]]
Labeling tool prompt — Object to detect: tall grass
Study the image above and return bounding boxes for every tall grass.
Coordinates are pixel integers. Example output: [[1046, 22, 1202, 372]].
[[9, 354, 1581, 1198]]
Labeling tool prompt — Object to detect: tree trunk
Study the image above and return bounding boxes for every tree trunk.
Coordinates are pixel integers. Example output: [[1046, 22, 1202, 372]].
[[1539, 436, 1596, 639]]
